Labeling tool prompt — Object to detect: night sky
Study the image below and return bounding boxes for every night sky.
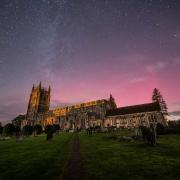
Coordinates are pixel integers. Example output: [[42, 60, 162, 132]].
[[0, 0, 180, 123]]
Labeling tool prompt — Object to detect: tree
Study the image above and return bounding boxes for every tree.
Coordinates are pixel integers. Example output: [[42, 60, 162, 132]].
[[45, 125, 55, 141], [109, 94, 117, 109], [152, 88, 168, 114], [0, 125, 3, 135], [52, 124, 60, 132], [14, 126, 21, 133], [156, 123, 165, 135], [12, 114, 25, 126], [33, 124, 42, 135], [3, 123, 15, 137], [45, 125, 53, 133], [176, 120, 180, 128], [23, 125, 33, 136]]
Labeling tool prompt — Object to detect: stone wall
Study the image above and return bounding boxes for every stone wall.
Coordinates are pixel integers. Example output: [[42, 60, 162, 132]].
[[105, 111, 165, 128]]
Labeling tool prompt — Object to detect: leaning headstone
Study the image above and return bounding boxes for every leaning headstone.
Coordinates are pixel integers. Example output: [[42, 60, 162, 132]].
[[122, 136, 134, 142]]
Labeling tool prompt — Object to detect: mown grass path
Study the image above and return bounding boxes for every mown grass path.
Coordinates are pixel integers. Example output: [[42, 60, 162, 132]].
[[60, 133, 85, 180]]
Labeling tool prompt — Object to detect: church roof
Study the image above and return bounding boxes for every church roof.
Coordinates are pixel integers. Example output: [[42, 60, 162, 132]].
[[106, 102, 161, 116]]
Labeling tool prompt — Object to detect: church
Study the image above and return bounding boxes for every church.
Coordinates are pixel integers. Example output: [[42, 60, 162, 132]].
[[20, 83, 166, 130]]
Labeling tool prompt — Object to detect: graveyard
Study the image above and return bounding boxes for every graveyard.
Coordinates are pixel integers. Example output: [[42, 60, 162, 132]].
[[0, 131, 180, 180]]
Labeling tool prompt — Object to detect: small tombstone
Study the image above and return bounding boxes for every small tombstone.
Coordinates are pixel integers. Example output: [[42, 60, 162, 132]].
[[15, 132, 20, 142], [122, 136, 134, 142]]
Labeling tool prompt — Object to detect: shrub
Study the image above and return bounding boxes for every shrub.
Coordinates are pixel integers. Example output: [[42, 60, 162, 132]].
[[94, 125, 102, 133], [168, 120, 180, 128], [52, 124, 60, 132], [23, 125, 33, 136], [45, 125, 54, 134], [3, 123, 15, 137], [177, 120, 180, 128], [15, 126, 21, 132], [164, 128, 180, 134], [156, 123, 165, 135], [33, 124, 42, 135], [161, 121, 180, 134], [0, 126, 3, 135], [45, 125, 55, 141]]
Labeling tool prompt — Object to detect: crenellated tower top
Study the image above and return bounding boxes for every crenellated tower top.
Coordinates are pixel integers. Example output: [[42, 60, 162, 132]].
[[26, 82, 51, 121]]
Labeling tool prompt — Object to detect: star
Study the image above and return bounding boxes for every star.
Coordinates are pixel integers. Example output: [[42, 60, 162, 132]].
[[173, 34, 177, 38]]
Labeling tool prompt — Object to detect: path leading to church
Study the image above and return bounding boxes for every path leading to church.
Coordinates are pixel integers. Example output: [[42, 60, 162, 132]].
[[60, 133, 85, 180]]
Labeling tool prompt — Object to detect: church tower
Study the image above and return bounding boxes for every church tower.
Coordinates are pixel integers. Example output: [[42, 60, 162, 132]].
[[26, 82, 51, 122]]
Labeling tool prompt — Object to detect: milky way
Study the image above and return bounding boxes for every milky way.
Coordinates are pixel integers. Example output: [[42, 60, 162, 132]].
[[0, 0, 180, 123]]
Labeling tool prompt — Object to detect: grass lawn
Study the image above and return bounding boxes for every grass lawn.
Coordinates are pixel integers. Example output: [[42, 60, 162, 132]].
[[0, 133, 73, 180], [1, 131, 180, 180], [80, 132, 180, 180]]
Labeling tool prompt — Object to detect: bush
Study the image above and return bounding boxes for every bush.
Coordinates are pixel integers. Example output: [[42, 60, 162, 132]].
[[0, 126, 3, 135], [45, 125, 54, 134], [168, 120, 180, 128], [93, 125, 102, 133], [52, 124, 60, 132], [33, 124, 42, 135], [14, 126, 21, 133], [3, 123, 15, 137], [23, 125, 33, 136], [156, 123, 165, 135], [163, 128, 180, 134], [160, 121, 180, 134], [45, 125, 55, 141], [177, 120, 180, 128]]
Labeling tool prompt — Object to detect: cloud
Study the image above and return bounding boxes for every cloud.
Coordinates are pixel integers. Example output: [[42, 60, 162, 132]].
[[0, 100, 26, 125], [170, 102, 180, 111], [130, 77, 146, 83], [51, 99, 74, 108], [146, 61, 167, 73], [173, 57, 180, 65]]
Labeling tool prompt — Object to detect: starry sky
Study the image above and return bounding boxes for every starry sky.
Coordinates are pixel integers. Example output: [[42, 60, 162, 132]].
[[0, 0, 180, 124]]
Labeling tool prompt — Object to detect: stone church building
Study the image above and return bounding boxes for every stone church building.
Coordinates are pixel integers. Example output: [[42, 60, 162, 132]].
[[105, 103, 166, 128], [20, 83, 166, 130]]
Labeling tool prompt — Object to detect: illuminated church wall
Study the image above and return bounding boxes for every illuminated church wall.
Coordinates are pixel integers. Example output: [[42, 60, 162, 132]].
[[21, 83, 165, 130]]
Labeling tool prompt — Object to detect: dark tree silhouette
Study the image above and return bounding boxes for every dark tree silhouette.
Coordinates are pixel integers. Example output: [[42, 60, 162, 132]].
[[33, 124, 42, 135], [52, 124, 60, 132], [152, 88, 168, 114], [0, 125, 3, 135], [14, 126, 21, 133], [109, 94, 117, 109], [45, 125, 55, 141], [45, 125, 53, 133], [156, 123, 165, 135], [3, 123, 15, 137], [23, 125, 33, 136]]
